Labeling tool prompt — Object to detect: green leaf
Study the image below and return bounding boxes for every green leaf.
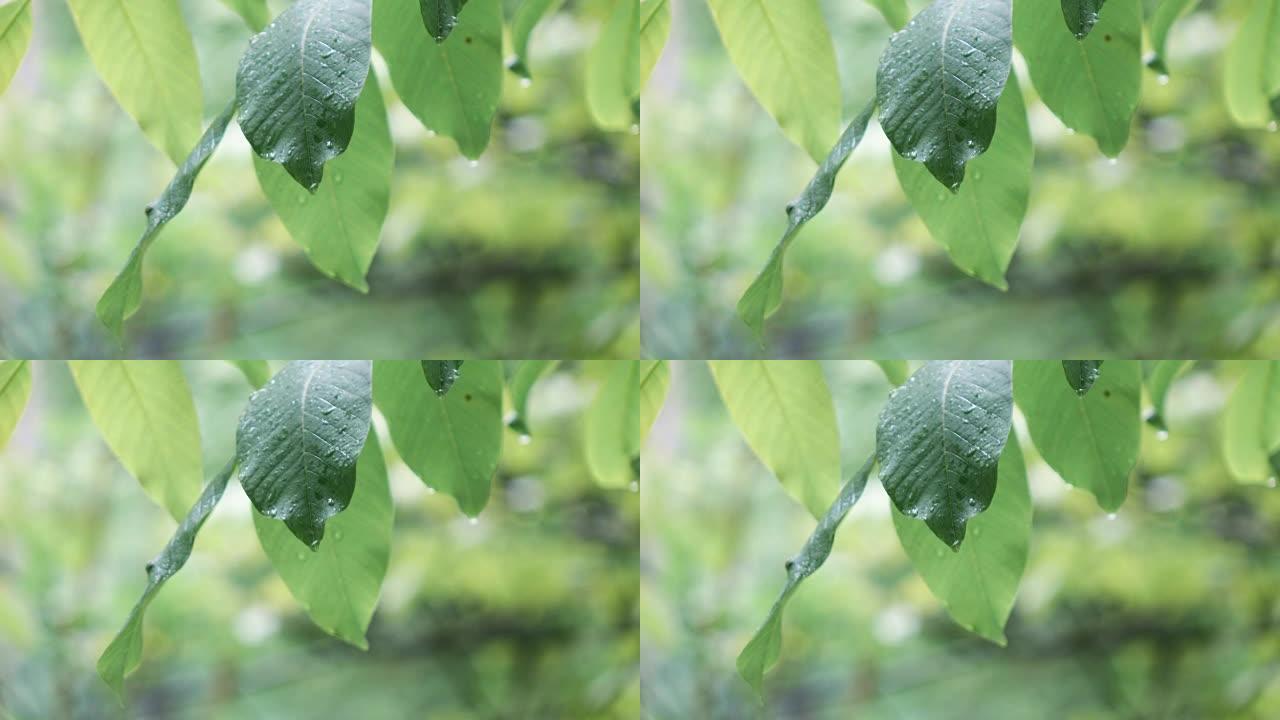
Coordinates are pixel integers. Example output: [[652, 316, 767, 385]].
[[0, 0, 32, 97], [865, 0, 908, 29], [220, 0, 270, 31], [507, 0, 564, 79], [420, 0, 468, 41], [1014, 0, 1141, 156], [891, 431, 1029, 644], [874, 360, 910, 386], [1222, 362, 1280, 484], [639, 360, 670, 445], [585, 361, 642, 488], [1223, 0, 1280, 127], [97, 458, 235, 702], [421, 360, 465, 397], [706, 0, 842, 162], [231, 360, 272, 389], [1143, 360, 1190, 432], [505, 360, 559, 436], [737, 101, 876, 341], [373, 360, 503, 516], [876, 0, 1013, 191], [253, 73, 392, 292], [0, 360, 31, 450], [876, 361, 1014, 548], [708, 361, 841, 518], [374, 0, 502, 158], [1061, 0, 1106, 38], [236, 0, 372, 192], [586, 0, 641, 130], [639, 0, 671, 90], [1013, 360, 1140, 511], [96, 102, 237, 339], [236, 361, 374, 548], [891, 74, 1030, 289], [68, 361, 203, 521], [1146, 0, 1200, 76], [737, 454, 874, 697], [1062, 360, 1104, 396], [66, 0, 202, 164], [253, 430, 392, 649]]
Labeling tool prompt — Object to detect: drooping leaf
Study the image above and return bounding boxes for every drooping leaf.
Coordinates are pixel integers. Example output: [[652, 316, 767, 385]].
[[1062, 360, 1104, 396], [1223, 0, 1280, 127], [421, 360, 465, 396], [505, 360, 559, 436], [253, 430, 392, 649], [0, 360, 31, 450], [586, 0, 641, 130], [639, 0, 671, 90], [1014, 0, 1141, 156], [708, 361, 841, 518], [1013, 360, 1140, 510], [507, 0, 565, 79], [96, 102, 237, 339], [1061, 0, 1106, 38], [253, 73, 392, 292], [0, 0, 32, 97], [1143, 360, 1191, 432], [737, 454, 874, 696], [236, 0, 372, 191], [236, 361, 374, 548], [68, 361, 203, 521], [706, 0, 842, 162], [585, 361, 642, 488], [874, 361, 910, 386], [66, 0, 202, 164], [97, 458, 235, 701], [231, 360, 272, 389], [1222, 362, 1280, 484], [737, 102, 875, 341], [220, 0, 271, 30], [876, 0, 1013, 191], [373, 360, 503, 516], [865, 0, 908, 29], [640, 360, 670, 445], [374, 0, 502, 158], [876, 361, 1014, 548], [892, 75, 1030, 289], [892, 432, 1030, 644], [420, 0, 468, 41], [1146, 0, 1200, 76]]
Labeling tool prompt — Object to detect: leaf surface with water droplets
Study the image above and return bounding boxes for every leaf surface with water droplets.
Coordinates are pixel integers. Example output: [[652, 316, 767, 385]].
[[421, 360, 465, 396], [1062, 360, 1104, 396], [1061, 0, 1106, 38], [420, 0, 468, 41]]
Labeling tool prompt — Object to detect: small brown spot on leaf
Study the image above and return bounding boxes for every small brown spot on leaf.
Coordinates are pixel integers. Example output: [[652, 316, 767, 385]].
[[464, 393, 473, 401]]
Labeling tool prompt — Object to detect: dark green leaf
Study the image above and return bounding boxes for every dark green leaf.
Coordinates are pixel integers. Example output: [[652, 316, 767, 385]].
[[737, 454, 874, 696], [422, 360, 465, 396], [876, 361, 1014, 548], [1062, 360, 1104, 396], [1145, 0, 1199, 76], [1142, 360, 1190, 432], [420, 0, 468, 41], [507, 0, 564, 79], [236, 361, 374, 548], [236, 0, 372, 191], [0, 360, 31, 450], [1014, 360, 1140, 511], [506, 360, 558, 436], [97, 458, 236, 701], [737, 101, 875, 341], [0, 0, 32, 97], [1061, 0, 1105, 38], [96, 102, 237, 339], [876, 0, 1013, 190]]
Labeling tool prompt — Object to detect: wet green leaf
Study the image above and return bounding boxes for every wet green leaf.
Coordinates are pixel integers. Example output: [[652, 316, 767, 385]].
[[421, 360, 465, 397], [1061, 0, 1106, 38], [420, 0, 468, 41], [1063, 360, 1104, 396]]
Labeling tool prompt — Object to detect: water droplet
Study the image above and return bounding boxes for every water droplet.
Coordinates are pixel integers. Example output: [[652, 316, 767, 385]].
[[296, 552, 306, 561], [1269, 477, 1278, 488], [1106, 513, 1117, 520], [1156, 74, 1169, 86], [1269, 121, 1279, 133], [1107, 157, 1119, 166], [468, 517, 479, 526], [426, 486, 437, 495], [1156, 430, 1169, 441], [630, 481, 639, 493], [517, 434, 532, 446], [520, 77, 532, 88], [468, 159, 480, 168], [334, 530, 344, 541]]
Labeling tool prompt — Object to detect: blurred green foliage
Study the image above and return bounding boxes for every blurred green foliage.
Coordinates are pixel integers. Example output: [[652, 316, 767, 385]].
[[641, 0, 1280, 358], [642, 361, 1280, 718], [0, 0, 638, 358], [0, 361, 637, 718]]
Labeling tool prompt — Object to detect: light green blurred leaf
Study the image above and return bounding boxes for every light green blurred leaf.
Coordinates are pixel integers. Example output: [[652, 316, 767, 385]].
[[0, 360, 31, 450], [0, 0, 32, 96], [1223, 0, 1280, 127], [708, 360, 840, 518], [1014, 360, 1141, 510], [219, 0, 270, 30], [639, 360, 669, 444], [1222, 361, 1280, 484], [707, 0, 841, 162], [506, 360, 559, 436], [585, 361, 642, 488], [865, 0, 908, 29], [69, 361, 202, 520], [873, 360, 909, 386], [1143, 360, 1191, 432], [1146, 0, 1200, 76], [639, 0, 670, 90], [230, 360, 272, 389], [586, 0, 640, 130], [507, 0, 564, 79]]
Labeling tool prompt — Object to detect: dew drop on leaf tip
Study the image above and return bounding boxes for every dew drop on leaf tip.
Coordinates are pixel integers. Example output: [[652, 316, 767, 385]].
[[1106, 513, 1117, 520], [468, 517, 479, 526]]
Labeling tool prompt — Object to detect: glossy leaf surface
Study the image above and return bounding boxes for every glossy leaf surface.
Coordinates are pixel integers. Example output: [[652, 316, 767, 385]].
[[420, 0, 468, 41], [1062, 360, 1104, 396], [1061, 0, 1106, 38], [422, 360, 465, 397]]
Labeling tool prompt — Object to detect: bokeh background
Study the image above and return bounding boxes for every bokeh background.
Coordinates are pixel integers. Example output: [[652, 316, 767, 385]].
[[641, 0, 1280, 358], [0, 0, 637, 358], [642, 361, 1280, 718], [0, 361, 638, 719]]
